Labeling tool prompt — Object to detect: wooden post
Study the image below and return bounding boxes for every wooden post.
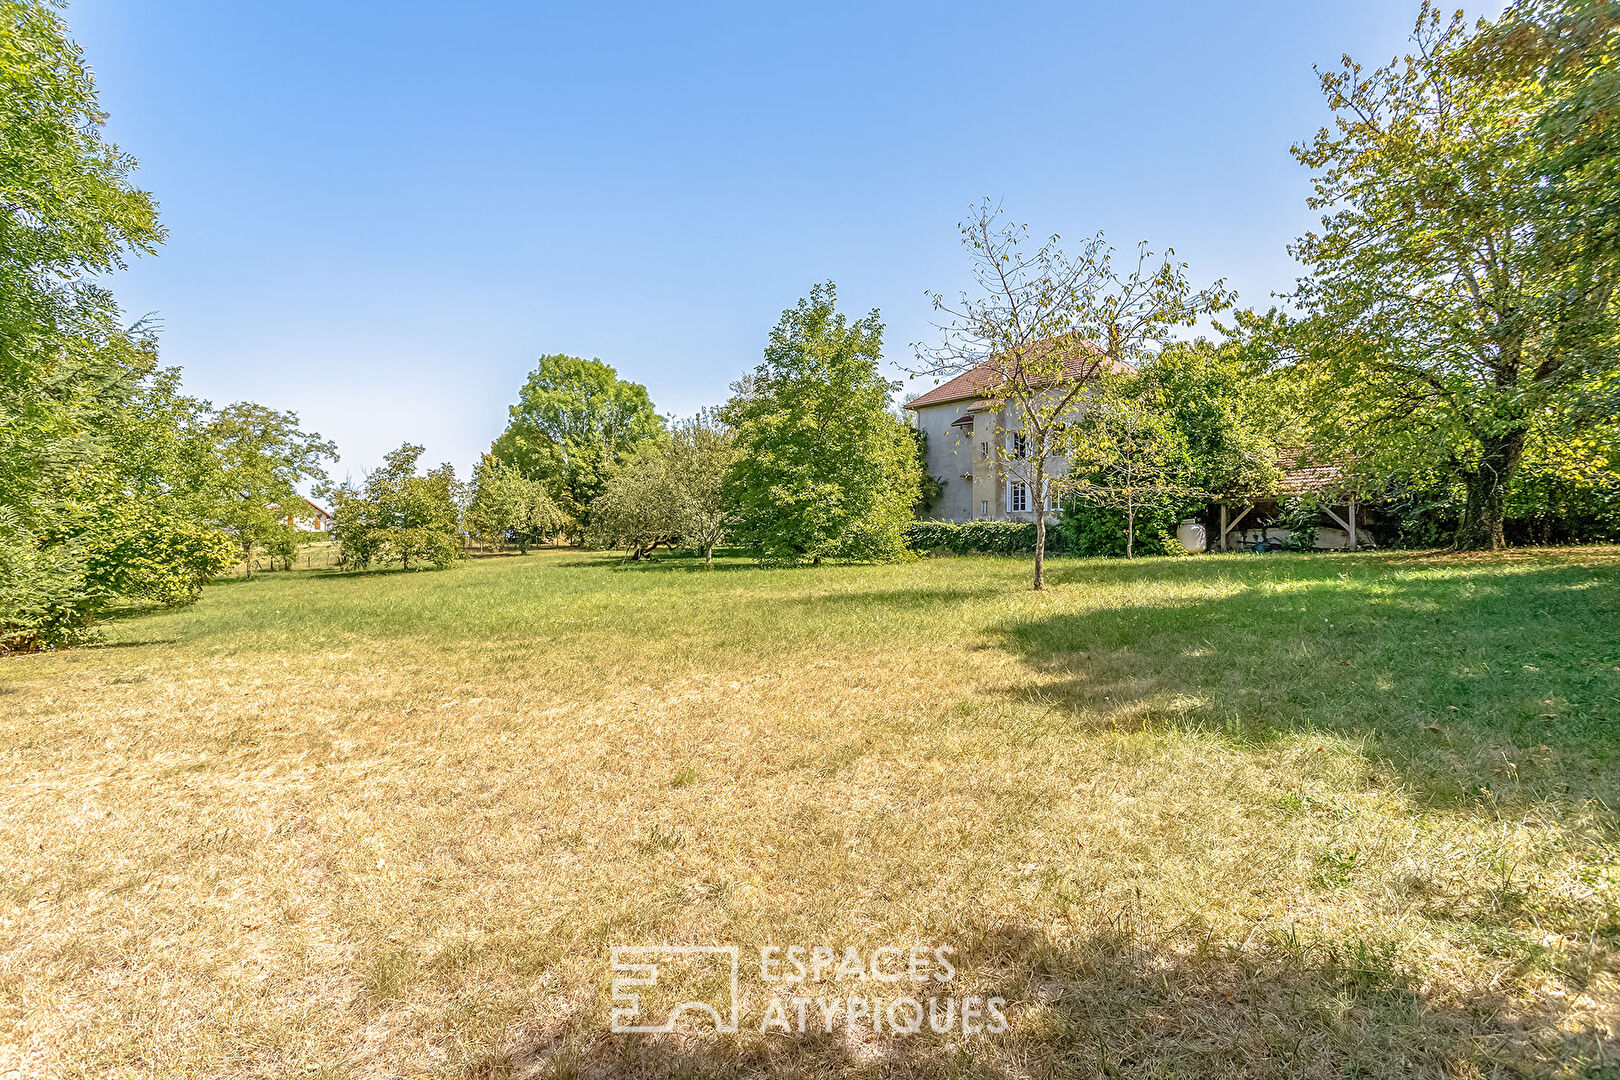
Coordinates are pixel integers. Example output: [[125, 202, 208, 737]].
[[1348, 498, 1357, 551], [1219, 503, 1228, 552]]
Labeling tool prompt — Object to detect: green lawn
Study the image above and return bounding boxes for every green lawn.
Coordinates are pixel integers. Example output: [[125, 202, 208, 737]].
[[1, 547, 1617, 1078]]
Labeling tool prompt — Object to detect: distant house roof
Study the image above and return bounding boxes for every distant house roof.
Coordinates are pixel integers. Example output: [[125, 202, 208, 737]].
[[301, 497, 332, 519], [904, 343, 1131, 411]]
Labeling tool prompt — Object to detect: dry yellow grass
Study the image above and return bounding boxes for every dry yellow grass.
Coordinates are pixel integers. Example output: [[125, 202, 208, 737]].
[[1, 547, 1616, 1078]]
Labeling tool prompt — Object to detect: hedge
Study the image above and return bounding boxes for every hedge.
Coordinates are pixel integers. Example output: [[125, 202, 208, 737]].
[[903, 520, 1046, 556]]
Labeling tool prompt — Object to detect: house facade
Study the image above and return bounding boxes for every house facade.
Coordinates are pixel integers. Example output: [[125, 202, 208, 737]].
[[904, 359, 1077, 524]]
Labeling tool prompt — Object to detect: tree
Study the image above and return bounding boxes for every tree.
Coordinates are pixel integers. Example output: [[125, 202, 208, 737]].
[[1280, 1, 1620, 549], [490, 355, 664, 536], [587, 448, 683, 561], [324, 445, 462, 571], [1, 3, 235, 645], [1139, 340, 1280, 499], [205, 403, 335, 579], [466, 456, 564, 552], [724, 283, 922, 564], [665, 411, 738, 566], [914, 203, 1228, 588], [1061, 381, 1196, 558]]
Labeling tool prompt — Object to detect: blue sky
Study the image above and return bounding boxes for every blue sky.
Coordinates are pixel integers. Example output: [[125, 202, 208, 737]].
[[68, 1, 1502, 482]]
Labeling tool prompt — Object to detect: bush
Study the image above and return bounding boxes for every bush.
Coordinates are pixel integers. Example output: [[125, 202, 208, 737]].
[[1054, 501, 1183, 558], [903, 521, 1043, 556]]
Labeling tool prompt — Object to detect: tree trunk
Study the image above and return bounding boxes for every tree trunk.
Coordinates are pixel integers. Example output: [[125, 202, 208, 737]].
[[1455, 428, 1526, 551], [1126, 492, 1135, 559], [1032, 463, 1047, 591], [243, 540, 253, 581], [704, 543, 714, 568]]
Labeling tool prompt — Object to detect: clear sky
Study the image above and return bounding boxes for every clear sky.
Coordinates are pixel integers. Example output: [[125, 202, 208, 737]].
[[66, 1, 1503, 483]]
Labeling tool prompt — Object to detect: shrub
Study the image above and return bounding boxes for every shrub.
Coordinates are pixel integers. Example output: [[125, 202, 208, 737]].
[[1054, 501, 1182, 558], [903, 521, 1042, 556]]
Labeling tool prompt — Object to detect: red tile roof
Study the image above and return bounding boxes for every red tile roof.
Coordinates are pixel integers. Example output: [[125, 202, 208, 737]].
[[1274, 451, 1348, 495], [904, 344, 1129, 411]]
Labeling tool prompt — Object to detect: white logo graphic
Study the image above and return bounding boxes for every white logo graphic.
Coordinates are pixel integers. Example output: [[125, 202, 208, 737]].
[[610, 945, 740, 1034]]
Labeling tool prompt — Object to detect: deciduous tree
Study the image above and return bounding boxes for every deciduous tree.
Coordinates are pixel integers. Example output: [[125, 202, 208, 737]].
[[724, 284, 921, 564], [490, 355, 663, 536], [914, 203, 1227, 588], [205, 403, 335, 579], [1280, 1, 1620, 549]]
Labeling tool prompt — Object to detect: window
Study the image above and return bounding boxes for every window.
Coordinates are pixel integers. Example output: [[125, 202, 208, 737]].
[[979, 441, 988, 460], [980, 500, 989, 517], [1009, 482, 1030, 513], [1010, 433, 1028, 460]]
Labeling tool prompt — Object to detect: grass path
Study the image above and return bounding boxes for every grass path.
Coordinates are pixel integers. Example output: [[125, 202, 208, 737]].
[[1, 548, 1617, 1078]]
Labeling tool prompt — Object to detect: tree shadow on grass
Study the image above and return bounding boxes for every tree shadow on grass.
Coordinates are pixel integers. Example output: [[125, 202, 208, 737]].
[[464, 921, 1612, 1079], [997, 553, 1620, 810]]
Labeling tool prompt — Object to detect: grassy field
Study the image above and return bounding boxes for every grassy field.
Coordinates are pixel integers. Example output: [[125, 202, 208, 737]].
[[1, 547, 1617, 1079]]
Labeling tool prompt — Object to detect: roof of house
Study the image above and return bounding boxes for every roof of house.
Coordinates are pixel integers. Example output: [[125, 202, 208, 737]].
[[301, 497, 332, 518], [903, 343, 1129, 411]]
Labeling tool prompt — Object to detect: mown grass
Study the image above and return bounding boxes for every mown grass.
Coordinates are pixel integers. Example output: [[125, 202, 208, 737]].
[[0, 547, 1616, 1078]]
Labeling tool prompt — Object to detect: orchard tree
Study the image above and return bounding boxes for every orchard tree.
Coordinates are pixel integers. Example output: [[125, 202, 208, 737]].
[[466, 456, 563, 552], [914, 203, 1228, 588], [724, 284, 922, 564], [325, 444, 462, 571], [205, 403, 335, 578], [1281, 1, 1620, 549], [490, 354, 663, 535], [587, 449, 683, 560], [666, 410, 737, 566]]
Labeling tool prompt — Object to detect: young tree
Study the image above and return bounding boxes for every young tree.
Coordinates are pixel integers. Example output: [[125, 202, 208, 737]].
[[724, 283, 922, 564], [325, 445, 462, 571], [914, 203, 1228, 588], [466, 456, 564, 552], [205, 403, 335, 579], [1060, 383, 1196, 559], [665, 410, 737, 566], [490, 354, 664, 536], [1281, 1, 1619, 549]]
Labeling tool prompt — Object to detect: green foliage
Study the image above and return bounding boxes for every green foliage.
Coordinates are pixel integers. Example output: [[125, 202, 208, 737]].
[[204, 402, 335, 579], [1278, 1, 1620, 549], [1140, 341, 1280, 497], [587, 446, 684, 559], [588, 412, 739, 563], [466, 456, 564, 553], [1054, 501, 1182, 558], [324, 444, 463, 571], [1061, 381, 1197, 558], [1277, 495, 1322, 552], [903, 520, 1046, 557], [907, 426, 946, 516], [490, 354, 663, 534], [723, 283, 921, 564], [0, 5, 239, 645]]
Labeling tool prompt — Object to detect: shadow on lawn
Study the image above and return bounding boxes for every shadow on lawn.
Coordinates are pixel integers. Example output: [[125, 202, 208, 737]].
[[998, 553, 1620, 809], [469, 921, 1611, 1079]]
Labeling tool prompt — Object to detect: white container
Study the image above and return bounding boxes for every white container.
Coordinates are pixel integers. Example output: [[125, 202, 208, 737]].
[[1177, 519, 1207, 554]]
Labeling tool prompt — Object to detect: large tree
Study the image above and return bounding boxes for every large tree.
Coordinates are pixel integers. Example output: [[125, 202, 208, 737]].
[[490, 354, 663, 535], [914, 203, 1227, 589], [1282, 1, 1620, 549], [0, 1, 233, 646], [724, 283, 921, 564]]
